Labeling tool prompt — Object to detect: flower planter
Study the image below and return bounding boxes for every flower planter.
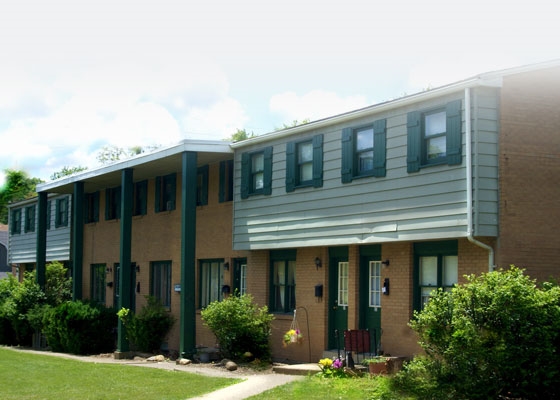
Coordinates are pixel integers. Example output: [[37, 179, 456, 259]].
[[368, 361, 388, 375]]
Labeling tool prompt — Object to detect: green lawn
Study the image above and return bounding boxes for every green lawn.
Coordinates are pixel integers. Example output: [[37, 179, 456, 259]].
[[0, 347, 240, 400]]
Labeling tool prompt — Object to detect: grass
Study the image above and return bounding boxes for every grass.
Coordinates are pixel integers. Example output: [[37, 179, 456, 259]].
[[0, 347, 241, 400], [248, 374, 416, 400]]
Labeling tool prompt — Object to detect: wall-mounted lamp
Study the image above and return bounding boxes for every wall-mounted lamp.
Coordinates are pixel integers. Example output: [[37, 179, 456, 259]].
[[135, 265, 140, 273], [314, 257, 322, 270], [106, 281, 113, 288], [106, 267, 112, 274], [223, 262, 230, 271], [381, 259, 390, 267], [136, 282, 141, 293]]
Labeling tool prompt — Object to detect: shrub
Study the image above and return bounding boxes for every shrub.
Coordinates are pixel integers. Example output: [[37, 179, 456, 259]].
[[201, 294, 273, 361], [43, 300, 117, 355], [404, 266, 560, 399], [117, 296, 175, 353], [44, 261, 72, 306]]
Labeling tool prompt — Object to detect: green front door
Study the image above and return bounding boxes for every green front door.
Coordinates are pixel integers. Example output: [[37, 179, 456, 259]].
[[359, 245, 382, 354], [328, 247, 348, 349]]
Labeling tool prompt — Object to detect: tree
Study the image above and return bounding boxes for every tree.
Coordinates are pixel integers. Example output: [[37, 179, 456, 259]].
[[96, 145, 161, 164], [226, 129, 255, 143], [50, 166, 88, 180], [402, 266, 560, 399], [0, 169, 43, 224], [275, 119, 310, 131]]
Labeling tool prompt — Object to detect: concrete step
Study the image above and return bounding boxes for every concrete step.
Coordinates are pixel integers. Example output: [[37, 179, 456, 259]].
[[272, 363, 321, 376]]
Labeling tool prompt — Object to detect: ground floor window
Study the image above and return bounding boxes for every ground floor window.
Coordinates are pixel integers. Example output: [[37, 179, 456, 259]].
[[200, 259, 223, 308], [369, 261, 382, 309], [90, 263, 106, 304], [150, 261, 171, 309], [270, 250, 296, 313], [414, 240, 458, 310]]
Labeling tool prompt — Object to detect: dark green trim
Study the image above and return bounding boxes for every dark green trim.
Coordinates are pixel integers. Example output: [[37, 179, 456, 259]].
[[133, 180, 148, 216], [84, 191, 100, 223], [372, 119, 387, 177], [240, 152, 250, 199], [10, 209, 21, 235], [269, 250, 297, 313], [24, 205, 35, 233], [341, 120, 386, 182], [180, 151, 197, 358], [55, 197, 69, 228], [105, 186, 122, 220], [341, 127, 353, 183], [155, 173, 177, 213], [72, 182, 84, 300], [36, 193, 47, 289], [407, 111, 421, 173], [446, 100, 462, 165], [285, 141, 296, 192], [197, 165, 209, 206], [46, 200, 51, 229], [117, 168, 133, 352], [263, 146, 273, 195], [218, 160, 233, 203], [328, 246, 349, 259], [241, 147, 273, 198], [312, 134, 324, 187]]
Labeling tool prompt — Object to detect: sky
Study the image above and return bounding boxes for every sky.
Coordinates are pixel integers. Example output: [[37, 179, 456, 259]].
[[0, 0, 558, 187]]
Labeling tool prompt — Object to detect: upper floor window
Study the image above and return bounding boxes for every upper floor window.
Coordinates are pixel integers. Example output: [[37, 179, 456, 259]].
[[24, 205, 36, 233], [105, 186, 121, 220], [197, 165, 209, 206], [341, 119, 387, 183], [286, 134, 323, 192], [219, 160, 234, 203], [270, 249, 296, 313], [240, 147, 273, 199], [55, 197, 69, 228], [10, 209, 21, 235], [133, 180, 148, 216], [407, 99, 462, 172], [155, 173, 176, 212], [85, 192, 100, 223]]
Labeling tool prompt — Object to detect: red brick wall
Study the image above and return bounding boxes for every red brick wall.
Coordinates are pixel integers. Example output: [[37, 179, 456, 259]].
[[498, 67, 560, 281]]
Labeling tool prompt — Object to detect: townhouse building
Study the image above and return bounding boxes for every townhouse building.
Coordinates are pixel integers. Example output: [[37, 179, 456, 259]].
[[13, 60, 560, 362]]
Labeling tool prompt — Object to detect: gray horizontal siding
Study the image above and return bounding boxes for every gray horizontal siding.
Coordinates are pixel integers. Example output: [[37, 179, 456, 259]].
[[233, 89, 499, 250], [8, 195, 72, 264]]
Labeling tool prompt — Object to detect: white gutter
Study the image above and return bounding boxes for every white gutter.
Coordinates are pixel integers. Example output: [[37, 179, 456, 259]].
[[464, 88, 495, 272]]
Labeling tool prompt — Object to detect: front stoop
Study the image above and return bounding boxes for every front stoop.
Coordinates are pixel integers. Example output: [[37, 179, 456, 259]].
[[273, 363, 321, 376]]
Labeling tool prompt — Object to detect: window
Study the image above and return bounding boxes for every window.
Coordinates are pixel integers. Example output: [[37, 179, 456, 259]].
[[285, 134, 323, 192], [197, 165, 209, 206], [240, 147, 273, 198], [105, 187, 121, 220], [24, 205, 35, 233], [91, 263, 106, 304], [85, 192, 100, 223], [219, 160, 234, 203], [199, 260, 223, 308], [155, 173, 176, 212], [55, 197, 69, 227], [337, 261, 349, 307], [270, 250, 296, 313], [407, 99, 462, 172], [369, 261, 382, 309], [341, 119, 387, 183], [150, 261, 171, 308], [414, 240, 458, 310], [133, 180, 148, 216], [10, 209, 21, 235]]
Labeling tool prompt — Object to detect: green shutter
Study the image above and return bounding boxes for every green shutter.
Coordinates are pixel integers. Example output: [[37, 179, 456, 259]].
[[198, 166, 208, 206], [285, 142, 296, 192], [312, 134, 324, 188], [219, 161, 226, 202], [446, 99, 462, 165], [104, 189, 110, 220], [168, 173, 177, 211], [341, 127, 353, 183], [93, 192, 99, 222], [155, 176, 161, 212], [139, 181, 147, 215], [115, 187, 122, 219], [263, 146, 273, 196], [240, 153, 250, 199], [373, 119, 387, 177], [407, 111, 421, 173], [47, 201, 52, 229]]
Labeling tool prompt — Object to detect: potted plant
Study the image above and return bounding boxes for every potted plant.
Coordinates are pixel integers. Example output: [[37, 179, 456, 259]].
[[362, 357, 389, 375]]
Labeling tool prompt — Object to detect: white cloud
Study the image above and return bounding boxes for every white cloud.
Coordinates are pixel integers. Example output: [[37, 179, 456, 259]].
[[269, 91, 369, 125]]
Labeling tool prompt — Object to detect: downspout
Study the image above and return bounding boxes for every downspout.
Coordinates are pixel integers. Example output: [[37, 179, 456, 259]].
[[465, 88, 495, 271]]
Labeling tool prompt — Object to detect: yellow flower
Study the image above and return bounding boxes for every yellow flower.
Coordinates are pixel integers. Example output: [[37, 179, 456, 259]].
[[318, 358, 333, 367]]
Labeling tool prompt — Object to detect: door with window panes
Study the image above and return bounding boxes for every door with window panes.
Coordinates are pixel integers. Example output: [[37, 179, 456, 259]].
[[359, 258, 382, 354], [328, 247, 349, 349]]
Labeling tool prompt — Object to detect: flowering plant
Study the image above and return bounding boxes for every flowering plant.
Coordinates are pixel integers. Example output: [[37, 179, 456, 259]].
[[317, 357, 347, 378], [282, 329, 303, 346]]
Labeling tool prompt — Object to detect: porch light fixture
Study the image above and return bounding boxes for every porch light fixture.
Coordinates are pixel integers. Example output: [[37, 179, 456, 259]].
[[223, 262, 229, 271], [314, 257, 322, 270], [381, 259, 390, 267], [135, 265, 140, 273]]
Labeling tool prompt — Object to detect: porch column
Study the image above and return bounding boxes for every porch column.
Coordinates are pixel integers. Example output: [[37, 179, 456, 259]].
[[117, 168, 133, 353], [180, 151, 197, 357], [36, 192, 48, 289], [72, 182, 84, 300]]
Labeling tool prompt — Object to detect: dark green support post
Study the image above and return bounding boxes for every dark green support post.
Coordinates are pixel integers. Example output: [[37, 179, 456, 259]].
[[180, 151, 197, 358], [36, 192, 48, 289], [72, 182, 84, 300], [117, 168, 133, 355]]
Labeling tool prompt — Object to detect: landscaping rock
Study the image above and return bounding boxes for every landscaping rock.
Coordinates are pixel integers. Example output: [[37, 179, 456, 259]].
[[176, 358, 192, 365], [225, 361, 238, 371], [146, 355, 165, 362]]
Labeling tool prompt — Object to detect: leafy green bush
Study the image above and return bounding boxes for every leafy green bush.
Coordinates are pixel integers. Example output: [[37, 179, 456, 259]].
[[0, 276, 19, 345], [43, 300, 117, 354], [201, 294, 273, 360], [44, 261, 72, 306], [402, 266, 560, 399], [117, 296, 175, 353]]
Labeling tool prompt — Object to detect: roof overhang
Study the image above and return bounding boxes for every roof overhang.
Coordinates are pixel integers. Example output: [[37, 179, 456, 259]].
[[37, 139, 233, 194]]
